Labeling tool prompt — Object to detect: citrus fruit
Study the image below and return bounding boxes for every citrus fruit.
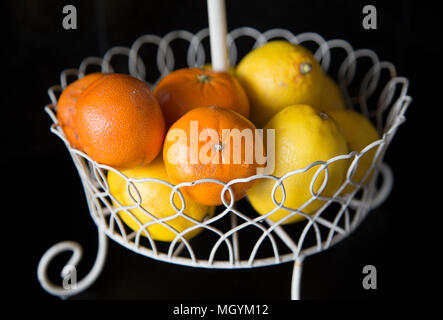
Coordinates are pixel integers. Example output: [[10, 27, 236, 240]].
[[107, 155, 215, 242], [247, 104, 349, 224], [163, 106, 262, 206], [236, 41, 324, 127], [328, 109, 380, 194], [74, 73, 166, 170], [316, 74, 346, 112], [56, 72, 105, 149], [203, 63, 237, 76], [154, 67, 250, 127]]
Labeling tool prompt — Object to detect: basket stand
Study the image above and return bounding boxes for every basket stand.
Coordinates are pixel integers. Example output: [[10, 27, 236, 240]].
[[36, 22, 410, 299], [37, 163, 394, 300]]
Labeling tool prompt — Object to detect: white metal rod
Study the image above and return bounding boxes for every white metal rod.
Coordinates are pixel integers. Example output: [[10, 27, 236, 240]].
[[172, 241, 186, 257], [291, 259, 303, 300], [207, 0, 229, 71], [266, 219, 298, 255], [230, 212, 240, 263]]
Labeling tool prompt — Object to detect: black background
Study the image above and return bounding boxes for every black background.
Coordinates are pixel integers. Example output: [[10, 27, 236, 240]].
[[5, 0, 438, 301]]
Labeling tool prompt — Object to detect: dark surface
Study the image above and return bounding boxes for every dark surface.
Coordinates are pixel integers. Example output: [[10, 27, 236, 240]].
[[5, 0, 437, 301]]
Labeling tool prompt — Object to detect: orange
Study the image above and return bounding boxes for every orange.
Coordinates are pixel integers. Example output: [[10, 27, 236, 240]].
[[163, 106, 262, 206], [203, 63, 236, 76], [154, 68, 250, 127], [56, 72, 105, 149], [74, 73, 166, 170]]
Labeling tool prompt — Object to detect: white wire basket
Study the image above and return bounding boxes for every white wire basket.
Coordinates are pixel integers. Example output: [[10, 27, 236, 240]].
[[37, 27, 411, 299]]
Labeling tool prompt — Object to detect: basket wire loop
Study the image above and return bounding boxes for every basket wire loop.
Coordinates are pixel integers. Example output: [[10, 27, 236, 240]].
[[37, 28, 411, 300]]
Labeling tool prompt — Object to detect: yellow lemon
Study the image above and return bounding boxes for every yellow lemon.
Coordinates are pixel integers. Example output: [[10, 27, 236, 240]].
[[236, 41, 324, 127], [247, 105, 349, 224], [107, 155, 215, 242], [328, 109, 380, 194], [316, 74, 346, 112]]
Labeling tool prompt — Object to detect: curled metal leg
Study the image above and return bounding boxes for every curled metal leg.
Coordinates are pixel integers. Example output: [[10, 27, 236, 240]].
[[291, 258, 304, 300], [37, 229, 108, 299]]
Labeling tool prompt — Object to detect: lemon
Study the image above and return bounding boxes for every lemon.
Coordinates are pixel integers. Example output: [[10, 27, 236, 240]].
[[247, 105, 349, 224], [107, 155, 215, 242], [236, 41, 324, 127], [328, 109, 380, 194], [316, 74, 346, 112]]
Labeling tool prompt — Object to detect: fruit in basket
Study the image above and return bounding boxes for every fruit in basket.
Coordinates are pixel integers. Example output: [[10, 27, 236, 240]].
[[56, 72, 105, 149], [74, 73, 166, 170], [247, 104, 349, 224], [107, 155, 215, 242], [317, 74, 346, 112], [203, 63, 236, 76], [154, 68, 250, 127], [163, 106, 262, 206], [236, 41, 324, 127], [328, 109, 380, 194]]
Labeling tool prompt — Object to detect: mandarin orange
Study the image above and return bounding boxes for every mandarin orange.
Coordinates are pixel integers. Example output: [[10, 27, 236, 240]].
[[56, 73, 105, 149], [163, 106, 262, 206], [154, 68, 249, 127]]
